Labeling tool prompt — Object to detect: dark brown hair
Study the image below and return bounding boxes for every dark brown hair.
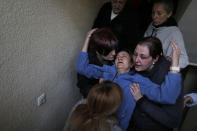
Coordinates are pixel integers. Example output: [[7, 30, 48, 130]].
[[137, 37, 163, 59], [89, 28, 118, 56], [68, 81, 123, 131]]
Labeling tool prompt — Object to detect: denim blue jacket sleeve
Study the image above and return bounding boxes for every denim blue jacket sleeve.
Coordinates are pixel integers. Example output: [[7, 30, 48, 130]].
[[117, 84, 136, 131], [77, 51, 103, 79], [184, 93, 197, 107], [133, 73, 182, 104]]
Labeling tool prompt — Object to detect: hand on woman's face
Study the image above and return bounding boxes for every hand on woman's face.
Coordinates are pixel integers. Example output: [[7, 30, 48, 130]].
[[133, 45, 155, 71], [152, 3, 172, 26]]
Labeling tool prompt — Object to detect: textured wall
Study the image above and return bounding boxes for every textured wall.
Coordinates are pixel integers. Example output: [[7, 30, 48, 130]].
[[175, 0, 192, 22], [0, 0, 105, 130], [178, 1, 197, 65]]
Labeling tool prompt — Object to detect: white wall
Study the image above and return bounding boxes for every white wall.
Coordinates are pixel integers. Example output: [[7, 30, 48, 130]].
[[0, 0, 105, 130], [178, 0, 197, 65]]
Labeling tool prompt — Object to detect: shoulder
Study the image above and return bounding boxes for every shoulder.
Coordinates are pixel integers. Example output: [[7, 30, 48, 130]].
[[156, 56, 171, 70], [159, 26, 182, 35], [144, 23, 154, 34], [111, 125, 123, 131], [101, 2, 112, 9], [152, 57, 170, 83], [105, 116, 122, 131]]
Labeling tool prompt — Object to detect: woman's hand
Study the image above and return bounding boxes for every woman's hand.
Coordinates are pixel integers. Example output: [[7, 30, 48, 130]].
[[170, 40, 181, 67], [130, 83, 143, 101], [165, 56, 172, 62], [184, 96, 194, 108], [82, 28, 97, 52]]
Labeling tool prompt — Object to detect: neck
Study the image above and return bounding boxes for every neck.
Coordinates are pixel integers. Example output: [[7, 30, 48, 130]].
[[117, 68, 130, 74], [147, 64, 154, 72]]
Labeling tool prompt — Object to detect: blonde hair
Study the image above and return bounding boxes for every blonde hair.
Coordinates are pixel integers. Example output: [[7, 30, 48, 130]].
[[68, 81, 123, 131]]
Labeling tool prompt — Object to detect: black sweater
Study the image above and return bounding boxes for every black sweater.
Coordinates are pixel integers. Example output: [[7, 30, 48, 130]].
[[92, 2, 143, 52], [130, 56, 183, 131]]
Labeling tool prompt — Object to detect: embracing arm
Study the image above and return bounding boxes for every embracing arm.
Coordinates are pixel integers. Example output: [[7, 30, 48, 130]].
[[77, 29, 104, 79]]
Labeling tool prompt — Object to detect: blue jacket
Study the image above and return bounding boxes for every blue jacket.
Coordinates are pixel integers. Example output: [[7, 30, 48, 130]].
[[77, 52, 182, 131]]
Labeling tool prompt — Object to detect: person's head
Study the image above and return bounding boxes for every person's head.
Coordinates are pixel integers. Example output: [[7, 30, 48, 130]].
[[111, 0, 127, 14], [152, 0, 173, 26], [133, 37, 163, 72], [68, 81, 123, 131], [89, 28, 118, 61], [115, 49, 133, 74], [87, 81, 123, 118]]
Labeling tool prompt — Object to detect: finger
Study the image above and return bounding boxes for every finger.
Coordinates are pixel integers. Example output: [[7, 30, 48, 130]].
[[136, 83, 140, 88], [170, 40, 176, 49], [171, 40, 180, 51], [88, 28, 97, 36], [130, 86, 135, 94], [132, 83, 137, 92], [133, 83, 138, 89], [130, 85, 134, 92]]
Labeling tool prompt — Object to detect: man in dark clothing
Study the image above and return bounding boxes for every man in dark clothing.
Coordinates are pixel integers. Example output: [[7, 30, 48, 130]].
[[92, 0, 143, 52]]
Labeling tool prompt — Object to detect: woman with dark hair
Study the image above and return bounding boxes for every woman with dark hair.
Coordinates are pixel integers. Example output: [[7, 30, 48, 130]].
[[68, 81, 123, 131], [77, 28, 118, 98], [130, 37, 183, 131], [144, 0, 189, 68]]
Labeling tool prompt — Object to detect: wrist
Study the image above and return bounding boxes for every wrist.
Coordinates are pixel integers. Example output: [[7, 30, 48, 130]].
[[136, 96, 145, 104], [170, 66, 180, 73]]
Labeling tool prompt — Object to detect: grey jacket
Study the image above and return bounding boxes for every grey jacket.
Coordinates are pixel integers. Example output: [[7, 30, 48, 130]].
[[144, 22, 189, 68]]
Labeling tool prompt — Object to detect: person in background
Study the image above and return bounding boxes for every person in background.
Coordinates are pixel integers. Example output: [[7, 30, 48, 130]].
[[144, 0, 189, 68], [129, 37, 183, 131], [184, 93, 197, 107], [77, 28, 118, 98], [68, 81, 123, 131], [182, 93, 197, 130], [92, 0, 143, 52]]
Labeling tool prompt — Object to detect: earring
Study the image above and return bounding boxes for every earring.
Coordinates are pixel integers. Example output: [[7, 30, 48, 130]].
[[153, 62, 155, 65]]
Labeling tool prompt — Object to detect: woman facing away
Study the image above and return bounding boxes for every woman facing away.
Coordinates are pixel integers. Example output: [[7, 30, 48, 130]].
[[68, 81, 123, 131], [77, 29, 182, 130], [144, 0, 189, 68], [77, 28, 118, 98], [129, 37, 184, 131]]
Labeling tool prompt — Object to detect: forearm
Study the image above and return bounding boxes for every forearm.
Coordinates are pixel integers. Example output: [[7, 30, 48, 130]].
[[141, 72, 182, 104], [77, 52, 103, 79], [82, 36, 90, 52]]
